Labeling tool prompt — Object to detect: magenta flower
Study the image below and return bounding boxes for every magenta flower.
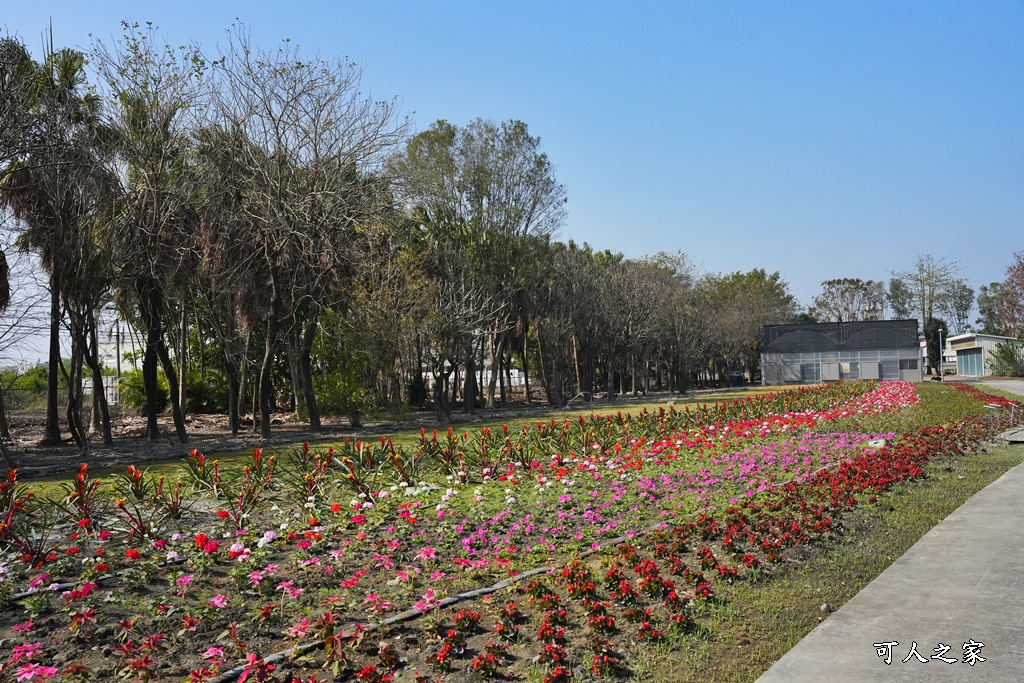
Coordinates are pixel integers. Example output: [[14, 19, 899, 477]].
[[15, 663, 58, 681], [208, 594, 229, 609]]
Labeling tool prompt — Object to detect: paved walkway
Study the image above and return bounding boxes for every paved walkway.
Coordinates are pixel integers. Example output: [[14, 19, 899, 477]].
[[756, 381, 1024, 682]]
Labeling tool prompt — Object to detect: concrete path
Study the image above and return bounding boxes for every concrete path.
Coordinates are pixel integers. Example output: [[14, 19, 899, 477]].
[[756, 382, 1024, 682]]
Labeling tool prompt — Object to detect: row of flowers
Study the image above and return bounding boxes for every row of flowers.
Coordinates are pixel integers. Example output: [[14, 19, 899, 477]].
[[0, 381, 1013, 682]]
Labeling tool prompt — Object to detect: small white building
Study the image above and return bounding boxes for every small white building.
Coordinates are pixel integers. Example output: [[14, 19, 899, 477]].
[[947, 333, 1024, 377]]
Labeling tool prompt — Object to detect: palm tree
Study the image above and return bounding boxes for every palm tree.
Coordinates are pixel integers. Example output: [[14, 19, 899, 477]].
[[0, 46, 113, 449]]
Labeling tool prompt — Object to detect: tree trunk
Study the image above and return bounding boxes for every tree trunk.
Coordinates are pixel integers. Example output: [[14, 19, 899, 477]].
[[142, 322, 161, 441], [65, 332, 87, 451], [239, 330, 251, 418], [572, 335, 582, 397], [486, 326, 499, 408], [86, 316, 113, 447], [285, 333, 302, 416], [156, 337, 189, 444], [258, 313, 277, 440], [41, 281, 62, 446], [299, 316, 321, 432], [606, 351, 615, 403], [522, 331, 532, 404], [501, 336, 511, 404], [225, 360, 240, 436], [179, 306, 187, 420], [463, 348, 476, 415]]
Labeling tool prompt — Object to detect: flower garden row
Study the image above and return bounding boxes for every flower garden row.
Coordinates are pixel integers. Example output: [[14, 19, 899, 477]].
[[0, 381, 1017, 683]]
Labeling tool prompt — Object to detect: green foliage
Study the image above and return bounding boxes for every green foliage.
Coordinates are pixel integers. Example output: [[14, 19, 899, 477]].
[[987, 341, 1024, 377], [1, 366, 51, 390], [311, 318, 375, 424], [118, 369, 169, 416], [184, 368, 229, 413], [923, 317, 947, 373]]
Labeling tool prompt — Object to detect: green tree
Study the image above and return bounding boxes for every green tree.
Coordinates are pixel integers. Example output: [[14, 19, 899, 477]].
[[703, 269, 797, 382], [987, 341, 1024, 377], [392, 118, 567, 412], [937, 278, 974, 335], [923, 317, 948, 375], [887, 278, 914, 320], [976, 282, 1005, 335]]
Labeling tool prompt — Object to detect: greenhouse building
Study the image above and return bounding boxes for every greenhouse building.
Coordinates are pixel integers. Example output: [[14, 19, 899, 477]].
[[761, 320, 922, 385]]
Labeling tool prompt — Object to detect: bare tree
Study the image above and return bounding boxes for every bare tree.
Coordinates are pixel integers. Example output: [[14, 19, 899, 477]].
[[210, 25, 407, 438], [92, 22, 209, 444], [810, 278, 881, 322], [892, 254, 959, 332], [937, 278, 974, 336], [998, 252, 1024, 339]]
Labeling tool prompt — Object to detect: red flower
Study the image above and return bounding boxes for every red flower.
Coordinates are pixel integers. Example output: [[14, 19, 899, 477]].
[[195, 533, 209, 549], [217, 510, 230, 519], [125, 548, 141, 561]]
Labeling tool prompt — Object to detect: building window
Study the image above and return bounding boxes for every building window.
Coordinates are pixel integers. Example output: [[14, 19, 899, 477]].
[[899, 359, 918, 371]]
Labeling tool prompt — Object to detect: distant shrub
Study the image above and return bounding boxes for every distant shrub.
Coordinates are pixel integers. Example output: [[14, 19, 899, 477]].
[[184, 368, 229, 414], [118, 369, 169, 416], [987, 341, 1024, 377]]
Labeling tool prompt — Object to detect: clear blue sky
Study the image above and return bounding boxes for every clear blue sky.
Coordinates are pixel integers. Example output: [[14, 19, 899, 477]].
[[4, 1, 1022, 310]]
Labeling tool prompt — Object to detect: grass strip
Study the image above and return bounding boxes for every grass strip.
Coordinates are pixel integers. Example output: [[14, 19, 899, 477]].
[[632, 441, 1024, 683]]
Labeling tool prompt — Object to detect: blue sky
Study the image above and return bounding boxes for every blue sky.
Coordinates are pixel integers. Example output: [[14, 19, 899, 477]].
[[3, 1, 1023, 310]]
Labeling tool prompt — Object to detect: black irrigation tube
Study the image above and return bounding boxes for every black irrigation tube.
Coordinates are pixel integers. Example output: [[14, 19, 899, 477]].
[[7, 556, 189, 602]]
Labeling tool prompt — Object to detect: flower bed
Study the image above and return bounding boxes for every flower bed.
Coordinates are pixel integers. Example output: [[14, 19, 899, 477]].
[[0, 381, 1013, 682]]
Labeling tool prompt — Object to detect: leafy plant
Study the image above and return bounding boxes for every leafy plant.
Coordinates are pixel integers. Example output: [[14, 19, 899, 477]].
[[987, 340, 1024, 377], [118, 369, 169, 417]]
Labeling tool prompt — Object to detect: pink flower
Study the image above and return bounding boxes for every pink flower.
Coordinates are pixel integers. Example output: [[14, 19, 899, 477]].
[[208, 594, 229, 609], [177, 574, 194, 587], [286, 618, 310, 638], [12, 620, 33, 634], [413, 588, 438, 613], [11, 643, 42, 663], [417, 547, 437, 561], [276, 580, 303, 600], [15, 663, 57, 681], [203, 647, 225, 661]]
